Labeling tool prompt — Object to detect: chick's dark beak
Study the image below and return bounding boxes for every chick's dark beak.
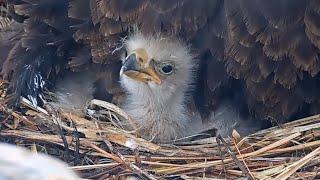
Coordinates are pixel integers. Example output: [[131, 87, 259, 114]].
[[122, 53, 141, 72], [122, 49, 162, 84]]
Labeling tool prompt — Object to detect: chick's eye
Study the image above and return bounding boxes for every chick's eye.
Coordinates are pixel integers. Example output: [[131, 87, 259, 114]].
[[162, 65, 173, 73], [158, 63, 174, 75]]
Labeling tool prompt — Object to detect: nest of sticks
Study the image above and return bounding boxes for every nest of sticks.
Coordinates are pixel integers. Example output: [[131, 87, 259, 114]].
[[0, 79, 320, 179]]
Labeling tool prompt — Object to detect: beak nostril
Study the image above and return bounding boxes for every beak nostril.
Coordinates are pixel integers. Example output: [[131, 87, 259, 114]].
[[138, 57, 144, 64]]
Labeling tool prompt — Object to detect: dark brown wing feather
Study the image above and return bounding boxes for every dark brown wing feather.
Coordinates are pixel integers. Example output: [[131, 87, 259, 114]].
[[1, 0, 86, 106], [220, 0, 320, 121]]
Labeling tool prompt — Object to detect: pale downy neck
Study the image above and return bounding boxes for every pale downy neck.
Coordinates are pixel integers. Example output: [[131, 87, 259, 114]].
[[123, 86, 189, 142]]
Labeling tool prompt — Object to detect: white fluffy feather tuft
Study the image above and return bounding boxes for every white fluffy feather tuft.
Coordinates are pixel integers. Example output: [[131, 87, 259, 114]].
[[50, 71, 95, 117]]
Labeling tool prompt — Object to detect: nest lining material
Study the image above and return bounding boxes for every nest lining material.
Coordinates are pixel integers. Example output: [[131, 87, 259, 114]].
[[0, 81, 320, 179]]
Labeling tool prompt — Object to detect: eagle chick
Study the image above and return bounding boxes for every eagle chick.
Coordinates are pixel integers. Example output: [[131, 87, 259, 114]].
[[120, 33, 196, 142]]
